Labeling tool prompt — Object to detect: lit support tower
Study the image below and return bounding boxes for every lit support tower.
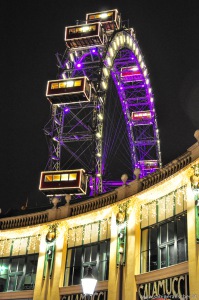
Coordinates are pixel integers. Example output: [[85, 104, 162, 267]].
[[40, 9, 162, 198]]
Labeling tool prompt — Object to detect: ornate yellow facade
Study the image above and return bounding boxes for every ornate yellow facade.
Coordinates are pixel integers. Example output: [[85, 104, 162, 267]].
[[0, 138, 199, 300]]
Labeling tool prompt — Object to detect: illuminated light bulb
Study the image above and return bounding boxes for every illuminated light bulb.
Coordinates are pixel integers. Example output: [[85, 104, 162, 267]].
[[143, 69, 147, 76], [146, 78, 149, 85], [107, 57, 112, 66], [103, 67, 109, 77], [67, 81, 74, 87], [109, 47, 114, 57], [148, 88, 152, 94], [135, 47, 139, 56], [98, 113, 103, 120], [100, 13, 108, 19], [69, 53, 74, 62], [129, 39, 133, 47], [74, 51, 78, 57], [96, 173, 101, 177], [96, 132, 102, 139], [141, 61, 144, 68], [65, 107, 70, 113], [150, 97, 154, 103], [62, 73, 66, 79], [101, 81, 107, 90], [76, 63, 82, 68], [82, 26, 89, 32], [113, 41, 117, 50], [120, 35, 124, 44], [127, 35, 130, 44], [53, 136, 59, 142], [96, 153, 101, 157], [116, 36, 120, 46]]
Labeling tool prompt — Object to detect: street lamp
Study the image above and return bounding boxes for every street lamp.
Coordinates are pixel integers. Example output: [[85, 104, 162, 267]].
[[81, 266, 97, 299]]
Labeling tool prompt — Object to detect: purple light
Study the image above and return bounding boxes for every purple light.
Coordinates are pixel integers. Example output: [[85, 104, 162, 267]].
[[91, 48, 97, 53], [77, 63, 82, 68], [64, 107, 70, 113]]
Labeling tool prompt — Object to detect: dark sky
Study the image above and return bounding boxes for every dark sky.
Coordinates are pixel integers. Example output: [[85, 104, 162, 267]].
[[0, 0, 199, 213]]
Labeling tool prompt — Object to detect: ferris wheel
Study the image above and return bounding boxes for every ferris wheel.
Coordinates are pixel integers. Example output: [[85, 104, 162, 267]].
[[39, 9, 162, 199]]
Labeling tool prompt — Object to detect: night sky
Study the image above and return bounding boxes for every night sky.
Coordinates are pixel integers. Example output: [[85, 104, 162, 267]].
[[0, 0, 199, 214]]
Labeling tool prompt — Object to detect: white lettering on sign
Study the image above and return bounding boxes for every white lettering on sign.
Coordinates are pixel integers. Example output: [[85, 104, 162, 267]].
[[61, 291, 107, 300], [138, 274, 188, 300]]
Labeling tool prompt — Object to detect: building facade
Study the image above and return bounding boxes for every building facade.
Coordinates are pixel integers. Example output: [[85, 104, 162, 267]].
[[0, 136, 199, 300]]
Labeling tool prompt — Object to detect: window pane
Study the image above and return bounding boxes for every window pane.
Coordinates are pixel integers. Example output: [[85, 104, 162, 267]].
[[8, 276, 15, 290], [160, 247, 166, 268], [168, 244, 175, 266], [73, 266, 81, 285], [84, 246, 91, 262], [18, 257, 25, 272], [16, 275, 23, 290], [98, 261, 108, 280], [168, 222, 174, 241], [91, 245, 98, 261], [26, 255, 38, 274], [150, 227, 157, 249], [0, 258, 8, 292], [177, 217, 185, 239], [10, 258, 18, 272], [74, 248, 82, 266], [150, 247, 157, 271], [177, 240, 186, 263], [160, 224, 167, 244]]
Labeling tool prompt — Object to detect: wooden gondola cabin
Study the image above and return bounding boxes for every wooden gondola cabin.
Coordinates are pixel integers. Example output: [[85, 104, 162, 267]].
[[46, 77, 92, 105], [65, 22, 104, 49], [39, 169, 87, 196], [86, 9, 120, 32]]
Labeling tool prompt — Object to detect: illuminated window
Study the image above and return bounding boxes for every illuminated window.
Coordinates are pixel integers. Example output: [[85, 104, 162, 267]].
[[141, 214, 187, 273], [53, 174, 61, 182], [66, 81, 74, 88], [69, 173, 77, 181], [0, 254, 38, 292], [44, 175, 52, 182], [59, 82, 67, 89], [64, 240, 110, 286], [61, 174, 69, 181], [51, 83, 59, 89], [82, 26, 90, 32], [74, 80, 82, 87]]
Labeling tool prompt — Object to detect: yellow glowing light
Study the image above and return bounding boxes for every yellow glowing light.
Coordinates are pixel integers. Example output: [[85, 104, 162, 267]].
[[143, 69, 147, 76], [103, 67, 109, 77], [107, 57, 112, 66], [67, 81, 74, 87], [109, 47, 114, 57], [120, 35, 124, 44], [82, 26, 89, 32], [100, 13, 108, 19], [113, 41, 117, 50], [127, 35, 130, 44], [69, 53, 74, 62], [98, 113, 103, 120], [101, 81, 107, 90]]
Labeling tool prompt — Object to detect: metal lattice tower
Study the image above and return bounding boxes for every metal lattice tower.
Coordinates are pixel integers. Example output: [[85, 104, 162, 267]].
[[43, 9, 162, 197]]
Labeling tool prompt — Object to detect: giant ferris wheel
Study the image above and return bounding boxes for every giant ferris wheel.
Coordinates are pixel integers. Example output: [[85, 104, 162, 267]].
[[39, 9, 162, 199]]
